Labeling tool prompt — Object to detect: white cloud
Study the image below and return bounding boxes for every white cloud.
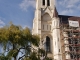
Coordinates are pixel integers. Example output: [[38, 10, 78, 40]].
[[58, 0, 80, 8], [67, 4, 75, 8], [0, 20, 5, 25], [67, 0, 79, 8], [60, 10, 68, 15], [19, 0, 35, 11], [60, 9, 74, 15], [23, 25, 27, 29], [0, 17, 5, 28], [0, 25, 3, 28], [22, 25, 31, 29], [57, 0, 80, 15], [68, 0, 79, 5]]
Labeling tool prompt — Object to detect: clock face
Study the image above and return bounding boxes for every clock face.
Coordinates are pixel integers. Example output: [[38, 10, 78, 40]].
[[42, 13, 51, 21]]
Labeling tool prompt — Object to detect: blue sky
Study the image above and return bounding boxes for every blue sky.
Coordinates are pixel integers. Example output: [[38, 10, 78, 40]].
[[0, 0, 80, 29]]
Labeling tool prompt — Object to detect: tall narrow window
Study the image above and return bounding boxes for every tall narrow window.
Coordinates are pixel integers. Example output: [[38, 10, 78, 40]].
[[50, 25, 51, 30], [54, 21, 55, 26], [46, 36, 50, 52], [43, 24, 44, 29], [59, 49, 60, 52], [47, 0, 50, 6], [55, 42, 56, 46], [43, 0, 45, 5], [47, 25, 48, 30]]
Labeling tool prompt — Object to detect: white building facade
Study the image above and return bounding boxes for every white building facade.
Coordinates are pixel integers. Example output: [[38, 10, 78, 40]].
[[32, 0, 62, 60]]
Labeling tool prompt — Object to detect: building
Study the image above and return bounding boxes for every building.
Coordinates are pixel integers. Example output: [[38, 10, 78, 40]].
[[32, 0, 80, 60]]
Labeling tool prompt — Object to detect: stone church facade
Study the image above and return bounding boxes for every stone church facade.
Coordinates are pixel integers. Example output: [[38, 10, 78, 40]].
[[32, 0, 80, 60]]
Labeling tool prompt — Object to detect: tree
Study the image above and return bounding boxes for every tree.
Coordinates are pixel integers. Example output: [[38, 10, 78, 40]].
[[0, 24, 40, 60]]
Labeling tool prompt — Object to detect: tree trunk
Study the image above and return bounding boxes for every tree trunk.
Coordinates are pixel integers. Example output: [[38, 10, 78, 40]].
[[13, 44, 16, 60], [14, 58, 16, 60]]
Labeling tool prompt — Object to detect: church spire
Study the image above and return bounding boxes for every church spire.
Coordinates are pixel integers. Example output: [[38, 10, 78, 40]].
[[53, 7, 58, 17]]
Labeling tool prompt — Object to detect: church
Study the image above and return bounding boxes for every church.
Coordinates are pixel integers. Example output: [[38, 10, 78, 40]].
[[32, 0, 80, 60]]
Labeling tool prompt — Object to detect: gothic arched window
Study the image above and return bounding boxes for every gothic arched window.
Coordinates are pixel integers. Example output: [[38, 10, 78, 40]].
[[47, 0, 50, 6], [43, 0, 45, 5], [46, 36, 50, 52]]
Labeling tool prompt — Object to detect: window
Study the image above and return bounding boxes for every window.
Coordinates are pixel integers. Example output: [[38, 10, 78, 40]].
[[59, 49, 60, 52], [50, 25, 51, 30], [58, 38, 59, 41], [43, 0, 45, 5], [47, 0, 50, 6], [43, 24, 44, 29], [47, 25, 48, 30], [55, 42, 56, 46], [46, 36, 50, 52], [54, 21, 55, 26]]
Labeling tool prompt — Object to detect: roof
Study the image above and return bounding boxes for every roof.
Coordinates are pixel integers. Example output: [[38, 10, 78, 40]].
[[53, 7, 58, 17], [58, 15, 80, 26]]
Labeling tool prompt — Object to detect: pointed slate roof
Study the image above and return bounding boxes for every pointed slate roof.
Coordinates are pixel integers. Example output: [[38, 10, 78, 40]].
[[53, 7, 58, 17]]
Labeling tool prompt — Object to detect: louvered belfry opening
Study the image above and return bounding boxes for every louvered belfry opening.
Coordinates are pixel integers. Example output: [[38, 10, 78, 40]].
[[47, 0, 50, 6], [43, 0, 45, 5]]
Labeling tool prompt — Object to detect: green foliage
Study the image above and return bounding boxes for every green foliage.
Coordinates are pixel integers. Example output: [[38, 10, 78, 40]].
[[29, 52, 39, 60], [0, 55, 11, 60], [7, 49, 18, 58], [32, 35, 40, 46], [24, 57, 31, 60], [8, 24, 22, 44], [0, 27, 9, 43], [38, 48, 45, 56], [0, 27, 9, 50], [45, 57, 52, 60], [0, 24, 40, 60]]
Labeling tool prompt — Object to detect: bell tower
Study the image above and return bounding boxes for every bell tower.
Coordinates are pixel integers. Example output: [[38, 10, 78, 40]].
[[32, 0, 62, 60], [32, 0, 55, 35], [35, 0, 55, 9]]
